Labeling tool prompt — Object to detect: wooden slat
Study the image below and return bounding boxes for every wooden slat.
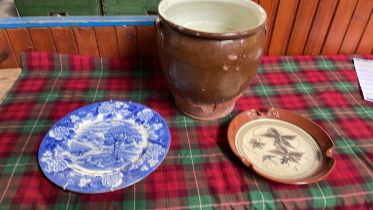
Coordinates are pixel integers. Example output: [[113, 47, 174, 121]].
[[29, 28, 56, 53], [72, 27, 99, 57], [116, 26, 138, 58], [268, 0, 299, 55], [50, 27, 78, 54], [340, 0, 373, 54], [0, 1, 372, 70], [259, 0, 279, 55], [303, 0, 338, 55], [322, 0, 358, 55], [94, 27, 119, 58], [0, 29, 18, 68], [6, 28, 34, 65], [356, 11, 373, 54], [286, 0, 319, 55], [137, 26, 157, 58]]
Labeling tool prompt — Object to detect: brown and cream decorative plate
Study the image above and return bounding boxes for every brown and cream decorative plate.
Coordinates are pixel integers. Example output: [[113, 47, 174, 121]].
[[228, 108, 336, 184]]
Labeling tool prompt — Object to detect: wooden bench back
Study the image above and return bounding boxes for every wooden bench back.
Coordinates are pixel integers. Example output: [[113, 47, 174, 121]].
[[0, 0, 372, 68]]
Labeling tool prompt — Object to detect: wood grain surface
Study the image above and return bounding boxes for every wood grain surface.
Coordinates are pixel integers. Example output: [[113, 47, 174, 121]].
[[322, 0, 359, 55], [268, 0, 298, 55], [95, 27, 120, 58], [0, 29, 18, 68], [6, 28, 34, 65], [29, 28, 56, 53], [73, 27, 99, 57], [339, 0, 373, 54], [286, 0, 319, 55], [356, 11, 373, 54], [0, 0, 372, 69], [50, 27, 78, 54], [259, 0, 279, 55], [116, 26, 138, 58], [137, 26, 157, 58], [303, 0, 338, 55]]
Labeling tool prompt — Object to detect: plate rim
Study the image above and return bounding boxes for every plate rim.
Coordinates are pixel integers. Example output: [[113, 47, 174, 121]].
[[227, 108, 336, 185], [38, 100, 171, 193]]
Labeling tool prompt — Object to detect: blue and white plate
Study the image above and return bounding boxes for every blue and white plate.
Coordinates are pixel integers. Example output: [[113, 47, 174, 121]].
[[38, 100, 171, 193]]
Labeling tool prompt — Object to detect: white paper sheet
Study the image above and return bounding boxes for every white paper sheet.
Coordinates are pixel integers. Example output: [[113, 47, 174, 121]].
[[353, 58, 373, 102]]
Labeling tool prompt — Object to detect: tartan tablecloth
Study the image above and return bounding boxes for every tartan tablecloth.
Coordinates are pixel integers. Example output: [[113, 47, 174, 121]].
[[0, 52, 372, 209]]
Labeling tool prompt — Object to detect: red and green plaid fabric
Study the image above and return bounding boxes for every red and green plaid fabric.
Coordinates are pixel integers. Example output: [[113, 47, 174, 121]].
[[0, 52, 372, 209]]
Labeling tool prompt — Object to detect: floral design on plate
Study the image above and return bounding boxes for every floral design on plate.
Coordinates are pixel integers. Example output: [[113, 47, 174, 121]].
[[249, 127, 305, 165], [236, 118, 322, 180], [38, 101, 171, 193]]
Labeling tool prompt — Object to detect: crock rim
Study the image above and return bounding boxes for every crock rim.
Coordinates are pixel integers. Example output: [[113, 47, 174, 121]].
[[157, 0, 267, 40]]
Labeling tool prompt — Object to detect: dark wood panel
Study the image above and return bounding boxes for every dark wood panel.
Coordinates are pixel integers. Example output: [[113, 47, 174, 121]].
[[1, 0, 373, 70], [50, 27, 78, 54], [0, 29, 18, 68], [322, 0, 358, 54], [29, 28, 56, 53], [137, 26, 157, 58], [340, 0, 373, 54], [94, 27, 119, 58], [303, 0, 338, 55], [287, 0, 319, 55], [116, 26, 138, 58], [72, 27, 99, 57], [259, 0, 279, 55], [356, 11, 373, 54], [6, 28, 34, 65], [268, 0, 298, 55]]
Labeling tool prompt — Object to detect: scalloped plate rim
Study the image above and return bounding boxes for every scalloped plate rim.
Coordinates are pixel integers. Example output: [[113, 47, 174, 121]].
[[38, 100, 171, 193]]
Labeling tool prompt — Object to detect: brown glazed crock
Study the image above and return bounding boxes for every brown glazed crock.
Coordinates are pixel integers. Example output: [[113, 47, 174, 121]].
[[157, 0, 267, 120], [227, 108, 336, 184]]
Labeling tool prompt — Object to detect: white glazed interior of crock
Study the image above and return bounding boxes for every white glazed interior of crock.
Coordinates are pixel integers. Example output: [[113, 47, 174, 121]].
[[158, 0, 266, 34]]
